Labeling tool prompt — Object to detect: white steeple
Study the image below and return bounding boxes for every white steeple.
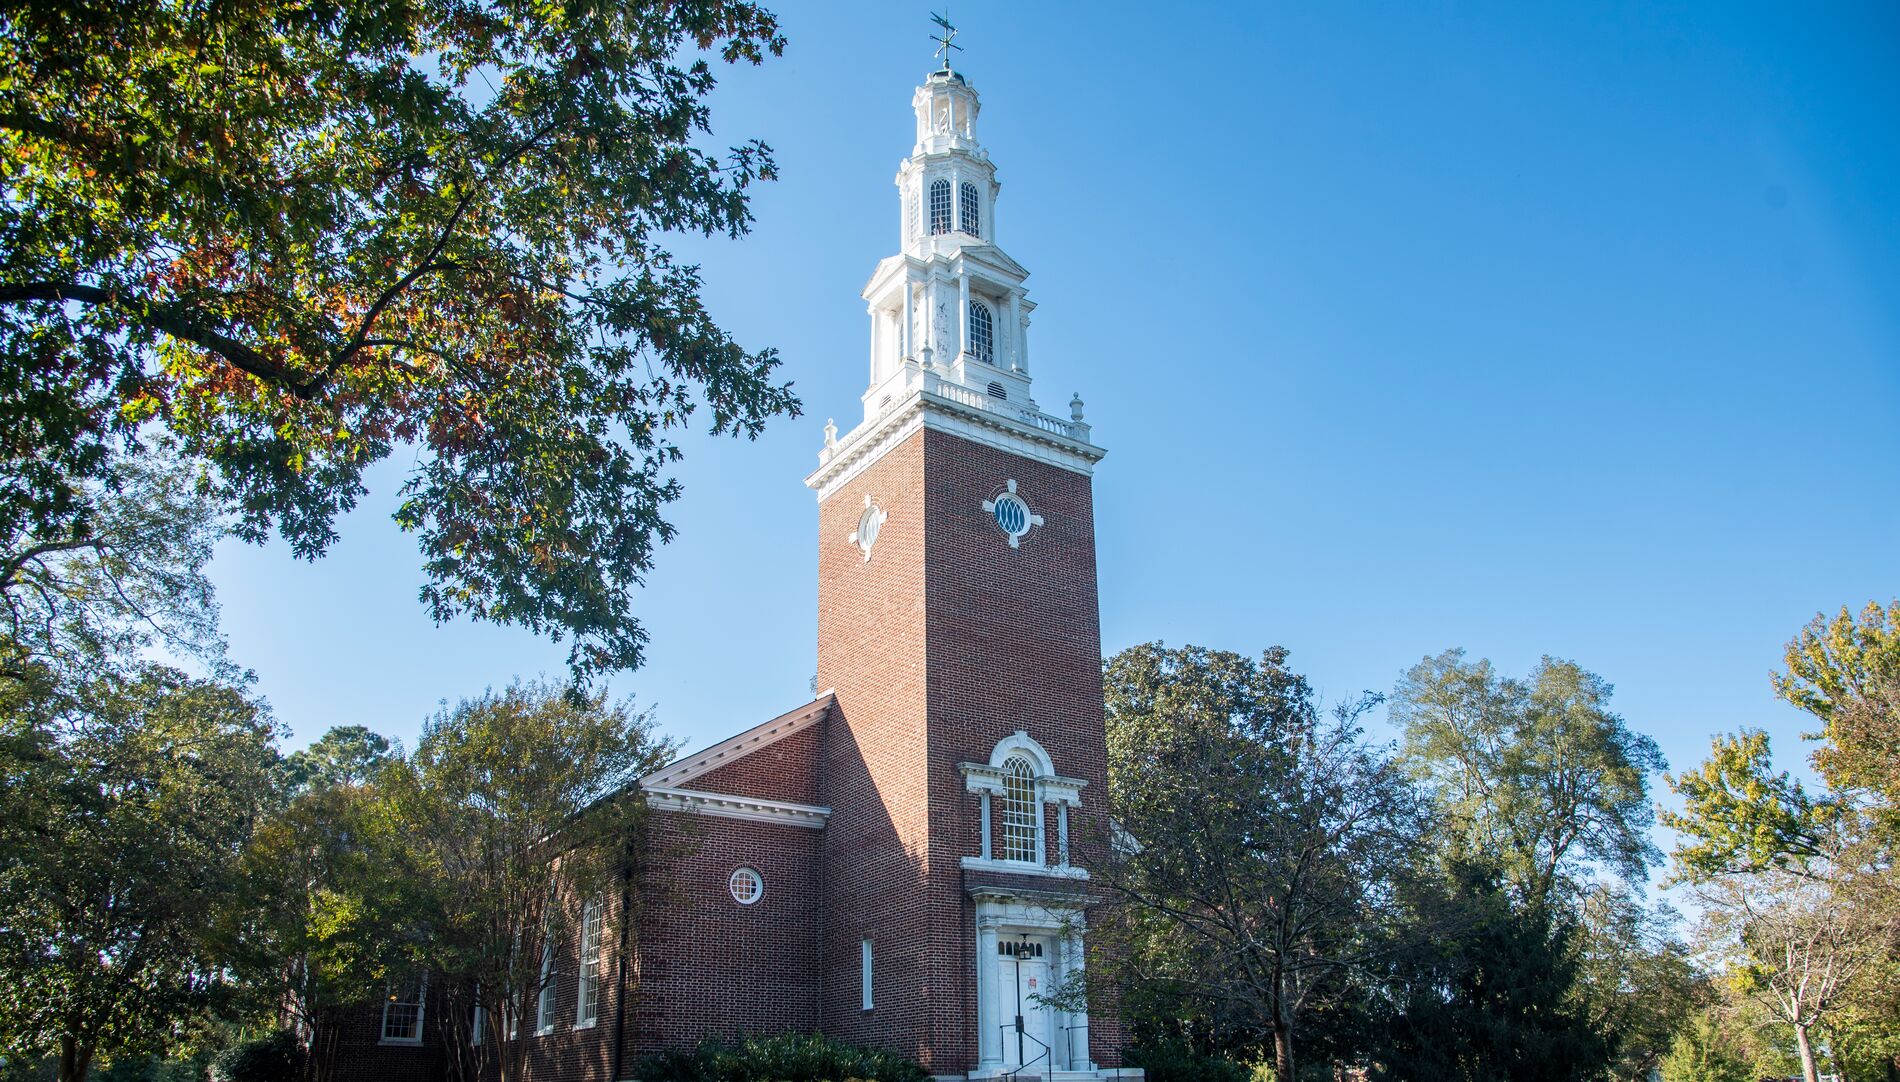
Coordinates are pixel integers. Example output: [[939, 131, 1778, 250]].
[[808, 54, 1103, 501]]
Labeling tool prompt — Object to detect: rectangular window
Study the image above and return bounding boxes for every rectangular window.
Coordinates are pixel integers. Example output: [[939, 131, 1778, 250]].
[[381, 974, 426, 1045], [534, 941, 555, 1035], [576, 899, 604, 1027], [860, 939, 874, 1011]]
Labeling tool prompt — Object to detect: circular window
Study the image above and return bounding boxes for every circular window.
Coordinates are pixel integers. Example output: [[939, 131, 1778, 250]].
[[857, 504, 883, 558], [992, 493, 1031, 539], [728, 867, 763, 905]]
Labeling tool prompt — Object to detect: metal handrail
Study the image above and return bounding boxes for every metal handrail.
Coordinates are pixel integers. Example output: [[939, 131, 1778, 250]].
[[995, 1024, 1051, 1082]]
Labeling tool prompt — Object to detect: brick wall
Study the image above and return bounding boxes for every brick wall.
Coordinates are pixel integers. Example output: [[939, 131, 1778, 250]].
[[813, 425, 1125, 1074], [623, 811, 824, 1062], [814, 430, 936, 1060], [917, 429, 1124, 1071]]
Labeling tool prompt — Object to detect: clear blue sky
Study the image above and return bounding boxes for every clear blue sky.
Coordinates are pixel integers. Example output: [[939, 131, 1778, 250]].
[[210, 2, 1898, 875]]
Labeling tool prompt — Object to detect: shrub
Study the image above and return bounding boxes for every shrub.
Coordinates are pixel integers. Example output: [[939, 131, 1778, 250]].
[[1127, 1039, 1251, 1082], [639, 1034, 928, 1082], [208, 1030, 302, 1082]]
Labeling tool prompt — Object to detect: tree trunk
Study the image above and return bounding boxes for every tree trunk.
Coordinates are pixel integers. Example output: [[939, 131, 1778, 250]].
[[56, 1034, 94, 1082], [1793, 1023, 1820, 1082], [1271, 1022, 1295, 1082]]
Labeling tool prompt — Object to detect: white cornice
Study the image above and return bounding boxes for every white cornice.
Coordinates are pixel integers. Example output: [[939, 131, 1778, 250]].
[[806, 388, 1104, 502], [642, 786, 831, 830], [638, 693, 833, 790]]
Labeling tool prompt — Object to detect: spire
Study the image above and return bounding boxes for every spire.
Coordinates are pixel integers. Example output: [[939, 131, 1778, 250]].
[[806, 25, 1102, 494]]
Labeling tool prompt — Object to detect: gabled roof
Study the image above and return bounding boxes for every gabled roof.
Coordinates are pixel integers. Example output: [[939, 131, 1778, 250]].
[[639, 691, 832, 789]]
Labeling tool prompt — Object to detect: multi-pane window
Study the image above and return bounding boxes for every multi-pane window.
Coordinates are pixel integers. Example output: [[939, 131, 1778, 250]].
[[959, 181, 980, 236], [576, 900, 604, 1026], [970, 301, 994, 364], [534, 941, 555, 1034], [381, 975, 426, 1044], [929, 179, 953, 235], [1000, 755, 1039, 863]]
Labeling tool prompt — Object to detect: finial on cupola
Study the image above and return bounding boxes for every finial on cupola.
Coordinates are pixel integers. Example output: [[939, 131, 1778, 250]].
[[824, 418, 838, 449]]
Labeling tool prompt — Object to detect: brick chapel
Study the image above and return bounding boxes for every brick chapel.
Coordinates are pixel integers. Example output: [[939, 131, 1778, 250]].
[[343, 55, 1135, 1082]]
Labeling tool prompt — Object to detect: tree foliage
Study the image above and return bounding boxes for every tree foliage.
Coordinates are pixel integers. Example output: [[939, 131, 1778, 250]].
[[0, 0, 800, 678], [0, 449, 227, 688], [377, 680, 672, 1082], [0, 666, 281, 1082], [1374, 863, 1609, 1082], [1097, 643, 1425, 1082], [1392, 650, 1665, 907]]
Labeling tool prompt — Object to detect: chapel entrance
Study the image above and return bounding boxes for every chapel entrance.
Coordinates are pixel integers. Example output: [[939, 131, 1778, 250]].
[[997, 935, 1055, 1074]]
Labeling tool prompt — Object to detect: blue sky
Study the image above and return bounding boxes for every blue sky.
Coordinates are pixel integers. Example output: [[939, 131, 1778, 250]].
[[210, 2, 1898, 875]]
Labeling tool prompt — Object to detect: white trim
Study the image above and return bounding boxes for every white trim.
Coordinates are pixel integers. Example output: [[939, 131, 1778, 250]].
[[988, 730, 1055, 775], [642, 786, 831, 829], [806, 390, 1102, 503], [379, 973, 428, 1046], [639, 695, 832, 790], [960, 855, 1090, 880], [575, 898, 604, 1027]]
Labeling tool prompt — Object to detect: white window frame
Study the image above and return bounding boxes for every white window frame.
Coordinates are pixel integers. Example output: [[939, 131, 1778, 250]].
[[380, 973, 427, 1046], [575, 899, 604, 1028], [860, 938, 874, 1011], [959, 181, 981, 237], [999, 754, 1041, 864], [534, 940, 556, 1036], [969, 300, 994, 365], [929, 179, 953, 235]]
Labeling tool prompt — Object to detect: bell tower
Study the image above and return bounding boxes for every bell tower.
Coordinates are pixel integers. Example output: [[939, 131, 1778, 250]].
[[806, 43, 1128, 1082]]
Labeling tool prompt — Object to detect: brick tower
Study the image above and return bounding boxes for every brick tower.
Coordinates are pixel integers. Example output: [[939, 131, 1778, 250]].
[[805, 58, 1125, 1081]]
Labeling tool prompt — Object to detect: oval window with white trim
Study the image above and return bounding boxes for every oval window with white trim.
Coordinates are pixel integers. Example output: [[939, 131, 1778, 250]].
[[729, 867, 764, 905]]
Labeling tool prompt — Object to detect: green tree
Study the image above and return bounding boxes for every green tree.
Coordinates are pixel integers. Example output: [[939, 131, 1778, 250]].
[[1573, 887, 1701, 1082], [377, 680, 673, 1082], [0, 0, 798, 679], [1391, 650, 1666, 907], [1775, 601, 1900, 838], [1658, 1008, 1755, 1082], [1374, 863, 1609, 1082], [0, 449, 227, 688], [0, 666, 282, 1082], [283, 725, 395, 792], [1096, 643, 1426, 1082], [226, 769, 413, 1079]]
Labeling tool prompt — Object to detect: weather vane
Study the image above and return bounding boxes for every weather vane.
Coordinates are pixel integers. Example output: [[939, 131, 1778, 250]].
[[931, 11, 961, 71]]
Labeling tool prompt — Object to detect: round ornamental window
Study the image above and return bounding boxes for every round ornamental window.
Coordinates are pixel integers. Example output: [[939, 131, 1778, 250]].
[[849, 496, 888, 562], [992, 493, 1030, 539], [728, 867, 763, 905]]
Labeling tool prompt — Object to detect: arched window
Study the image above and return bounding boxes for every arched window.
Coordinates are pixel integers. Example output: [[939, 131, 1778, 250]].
[[959, 181, 980, 236], [1000, 755, 1039, 863], [970, 301, 994, 364], [929, 179, 952, 235]]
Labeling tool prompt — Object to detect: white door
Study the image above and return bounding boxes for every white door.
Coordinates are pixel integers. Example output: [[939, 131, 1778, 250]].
[[998, 938, 1054, 1073]]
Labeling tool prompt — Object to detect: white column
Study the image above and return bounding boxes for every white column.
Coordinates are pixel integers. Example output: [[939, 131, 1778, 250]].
[[1008, 291, 1023, 372], [901, 278, 914, 360], [868, 308, 879, 385], [1057, 803, 1070, 867], [977, 915, 1002, 1069], [957, 272, 970, 362], [979, 791, 993, 860], [1063, 920, 1091, 1071]]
